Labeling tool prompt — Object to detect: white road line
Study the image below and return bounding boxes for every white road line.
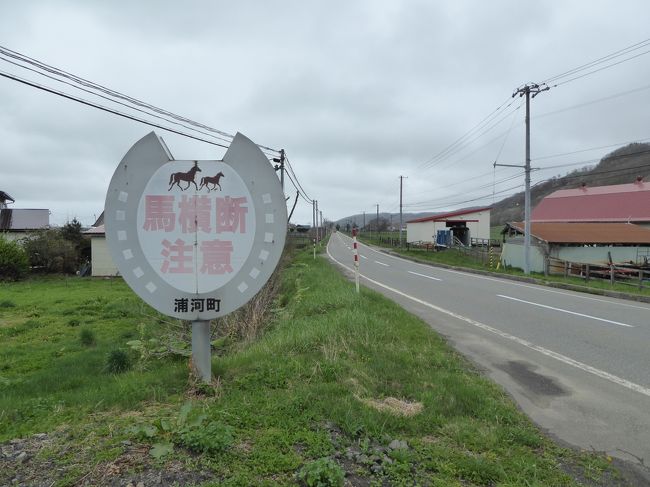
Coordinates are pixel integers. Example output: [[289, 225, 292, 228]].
[[498, 295, 635, 328], [408, 271, 442, 281], [336, 234, 650, 311], [326, 237, 650, 398], [374, 260, 389, 267], [360, 255, 368, 259]]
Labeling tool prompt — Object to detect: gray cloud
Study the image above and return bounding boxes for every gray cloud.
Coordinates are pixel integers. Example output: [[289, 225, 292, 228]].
[[1, 1, 649, 226]]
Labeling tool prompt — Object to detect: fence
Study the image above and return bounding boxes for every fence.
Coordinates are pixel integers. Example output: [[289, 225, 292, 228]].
[[547, 257, 650, 290]]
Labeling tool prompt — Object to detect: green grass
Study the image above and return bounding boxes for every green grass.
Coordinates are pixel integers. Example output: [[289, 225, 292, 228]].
[[0, 276, 186, 439], [0, 253, 620, 486]]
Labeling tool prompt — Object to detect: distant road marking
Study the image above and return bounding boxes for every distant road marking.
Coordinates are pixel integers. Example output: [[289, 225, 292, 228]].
[[326, 236, 650, 398], [360, 255, 368, 259], [337, 234, 650, 311], [374, 260, 389, 267], [408, 271, 442, 281], [498, 295, 635, 328]]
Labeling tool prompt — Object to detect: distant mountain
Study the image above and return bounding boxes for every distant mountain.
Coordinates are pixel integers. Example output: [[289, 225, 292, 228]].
[[334, 212, 438, 229], [491, 142, 650, 226]]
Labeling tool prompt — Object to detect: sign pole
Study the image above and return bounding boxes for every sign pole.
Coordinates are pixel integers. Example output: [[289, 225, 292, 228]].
[[352, 228, 360, 293], [191, 320, 211, 382]]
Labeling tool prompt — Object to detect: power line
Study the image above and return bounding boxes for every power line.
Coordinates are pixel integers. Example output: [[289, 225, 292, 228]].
[[417, 96, 515, 170], [542, 37, 650, 86], [0, 44, 281, 154], [0, 69, 232, 149], [0, 45, 319, 214], [0, 53, 235, 146]]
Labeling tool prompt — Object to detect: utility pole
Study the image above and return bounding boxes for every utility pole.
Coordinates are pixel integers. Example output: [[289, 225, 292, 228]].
[[376, 204, 379, 241], [312, 200, 316, 259], [399, 176, 403, 245], [495, 83, 549, 275], [320, 210, 323, 239], [272, 149, 285, 193], [315, 200, 319, 242]]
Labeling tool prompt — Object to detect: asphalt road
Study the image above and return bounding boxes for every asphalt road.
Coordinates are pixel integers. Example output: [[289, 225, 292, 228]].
[[327, 232, 650, 476]]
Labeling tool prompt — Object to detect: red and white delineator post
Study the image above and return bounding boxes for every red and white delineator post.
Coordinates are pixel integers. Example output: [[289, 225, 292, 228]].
[[352, 228, 360, 293]]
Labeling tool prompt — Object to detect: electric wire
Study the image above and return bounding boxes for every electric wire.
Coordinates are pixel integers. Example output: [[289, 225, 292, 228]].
[[417, 95, 515, 170], [0, 46, 321, 216], [542, 38, 650, 86], [0, 44, 281, 154], [0, 53, 235, 146], [0, 69, 232, 149]]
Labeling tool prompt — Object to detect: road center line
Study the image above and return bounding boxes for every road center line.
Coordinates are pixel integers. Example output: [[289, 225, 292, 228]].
[[374, 260, 389, 267], [408, 271, 442, 281], [340, 234, 650, 311], [326, 237, 650, 398], [498, 295, 634, 328]]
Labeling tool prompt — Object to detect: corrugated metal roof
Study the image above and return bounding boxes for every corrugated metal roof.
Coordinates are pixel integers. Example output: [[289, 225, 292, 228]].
[[508, 221, 650, 244], [407, 206, 491, 224], [0, 191, 15, 203], [0, 208, 49, 230], [83, 224, 105, 235], [532, 180, 650, 222]]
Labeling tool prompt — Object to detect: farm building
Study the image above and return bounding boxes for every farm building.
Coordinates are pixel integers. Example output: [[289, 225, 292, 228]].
[[406, 207, 491, 246], [531, 177, 650, 227], [501, 222, 650, 273], [0, 190, 49, 241], [501, 178, 650, 272]]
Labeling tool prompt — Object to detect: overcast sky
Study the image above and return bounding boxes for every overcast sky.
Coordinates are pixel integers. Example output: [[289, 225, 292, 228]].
[[1, 1, 649, 227]]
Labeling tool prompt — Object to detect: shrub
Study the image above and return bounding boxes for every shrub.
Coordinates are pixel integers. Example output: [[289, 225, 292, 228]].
[[21, 229, 79, 274], [105, 349, 131, 373], [296, 458, 345, 487], [177, 420, 234, 454], [0, 236, 29, 280], [80, 328, 96, 347]]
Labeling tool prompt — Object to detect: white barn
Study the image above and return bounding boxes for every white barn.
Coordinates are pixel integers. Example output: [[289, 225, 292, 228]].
[[406, 207, 491, 246]]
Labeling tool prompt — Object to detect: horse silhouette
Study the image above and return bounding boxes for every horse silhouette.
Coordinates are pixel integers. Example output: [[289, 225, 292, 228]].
[[198, 171, 225, 192], [169, 162, 201, 191]]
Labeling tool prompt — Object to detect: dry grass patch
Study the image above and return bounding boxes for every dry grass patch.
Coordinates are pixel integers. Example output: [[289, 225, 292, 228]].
[[360, 396, 424, 417]]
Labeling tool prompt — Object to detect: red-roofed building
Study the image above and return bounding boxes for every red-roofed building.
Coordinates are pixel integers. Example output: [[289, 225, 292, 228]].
[[532, 178, 650, 226], [406, 207, 491, 245]]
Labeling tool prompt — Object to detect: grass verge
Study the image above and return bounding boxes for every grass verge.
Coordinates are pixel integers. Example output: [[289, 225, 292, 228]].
[[0, 248, 623, 486], [361, 238, 650, 299]]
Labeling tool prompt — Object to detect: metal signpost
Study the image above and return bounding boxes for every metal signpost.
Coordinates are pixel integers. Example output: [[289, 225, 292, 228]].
[[352, 228, 360, 293], [105, 132, 287, 382]]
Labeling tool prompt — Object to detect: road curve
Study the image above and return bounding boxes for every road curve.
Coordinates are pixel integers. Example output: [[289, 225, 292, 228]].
[[327, 232, 650, 475]]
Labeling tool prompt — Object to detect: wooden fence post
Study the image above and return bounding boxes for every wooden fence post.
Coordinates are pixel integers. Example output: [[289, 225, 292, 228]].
[[640, 269, 644, 291], [610, 265, 615, 285], [585, 264, 590, 283]]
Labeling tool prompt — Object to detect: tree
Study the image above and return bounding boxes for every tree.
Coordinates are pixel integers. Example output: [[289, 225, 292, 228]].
[[61, 218, 91, 262]]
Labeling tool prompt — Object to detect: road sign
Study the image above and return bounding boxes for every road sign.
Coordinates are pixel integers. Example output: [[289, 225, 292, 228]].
[[105, 132, 287, 320]]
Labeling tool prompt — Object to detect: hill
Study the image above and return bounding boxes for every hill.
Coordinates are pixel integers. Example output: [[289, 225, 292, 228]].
[[334, 212, 439, 229], [333, 143, 650, 230]]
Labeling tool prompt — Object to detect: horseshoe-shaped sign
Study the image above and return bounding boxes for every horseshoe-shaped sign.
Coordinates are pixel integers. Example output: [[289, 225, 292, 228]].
[[104, 132, 287, 320]]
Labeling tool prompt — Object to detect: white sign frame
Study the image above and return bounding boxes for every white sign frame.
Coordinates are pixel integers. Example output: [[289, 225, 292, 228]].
[[105, 132, 287, 320]]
